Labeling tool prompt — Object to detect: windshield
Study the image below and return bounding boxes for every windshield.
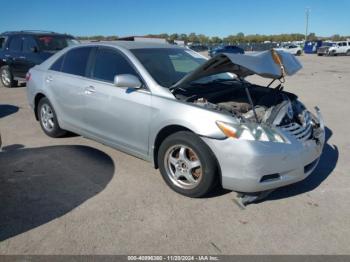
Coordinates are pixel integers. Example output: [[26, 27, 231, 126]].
[[36, 35, 78, 51], [131, 48, 204, 87], [131, 48, 234, 87]]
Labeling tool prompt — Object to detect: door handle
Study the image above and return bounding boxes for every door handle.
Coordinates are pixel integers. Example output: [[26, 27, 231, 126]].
[[19, 56, 26, 59], [84, 86, 96, 95], [45, 75, 53, 83], [4, 54, 11, 58]]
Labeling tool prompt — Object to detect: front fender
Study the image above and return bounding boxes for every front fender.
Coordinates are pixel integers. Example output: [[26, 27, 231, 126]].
[[148, 95, 237, 158]]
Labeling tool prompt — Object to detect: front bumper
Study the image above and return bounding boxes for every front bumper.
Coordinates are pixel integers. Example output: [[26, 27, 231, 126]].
[[317, 48, 330, 55], [201, 110, 325, 193]]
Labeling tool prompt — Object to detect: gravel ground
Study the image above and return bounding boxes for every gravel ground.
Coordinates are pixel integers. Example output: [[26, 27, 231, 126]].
[[0, 54, 349, 255]]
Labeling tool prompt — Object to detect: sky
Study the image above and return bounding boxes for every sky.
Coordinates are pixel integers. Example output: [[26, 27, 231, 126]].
[[0, 0, 349, 37]]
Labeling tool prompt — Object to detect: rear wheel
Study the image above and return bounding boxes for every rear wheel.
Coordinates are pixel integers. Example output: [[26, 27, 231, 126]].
[[158, 131, 218, 197], [38, 97, 67, 138], [0, 66, 18, 88]]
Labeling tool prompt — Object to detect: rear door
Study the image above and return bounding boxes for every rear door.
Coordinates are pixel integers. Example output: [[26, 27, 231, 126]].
[[339, 42, 347, 53], [5, 36, 24, 77], [83, 46, 152, 156], [21, 36, 40, 75], [46, 46, 93, 131]]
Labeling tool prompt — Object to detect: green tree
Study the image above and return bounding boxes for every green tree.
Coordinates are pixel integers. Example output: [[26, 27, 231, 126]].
[[211, 36, 222, 44], [236, 32, 245, 42], [198, 34, 209, 44], [188, 33, 199, 43], [307, 33, 317, 41]]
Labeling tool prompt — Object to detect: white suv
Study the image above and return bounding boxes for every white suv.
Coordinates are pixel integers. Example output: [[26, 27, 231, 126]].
[[328, 41, 350, 56]]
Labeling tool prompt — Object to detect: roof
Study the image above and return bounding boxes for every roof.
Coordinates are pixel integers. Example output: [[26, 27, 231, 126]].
[[1, 30, 72, 36], [82, 40, 181, 50]]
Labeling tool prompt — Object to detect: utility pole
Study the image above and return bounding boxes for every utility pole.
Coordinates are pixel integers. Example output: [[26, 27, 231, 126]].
[[305, 8, 310, 43]]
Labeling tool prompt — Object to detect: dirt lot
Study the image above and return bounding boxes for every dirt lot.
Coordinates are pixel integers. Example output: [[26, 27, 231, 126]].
[[0, 54, 349, 255]]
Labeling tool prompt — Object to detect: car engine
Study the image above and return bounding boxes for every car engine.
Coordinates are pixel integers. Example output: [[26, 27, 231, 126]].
[[181, 82, 306, 127]]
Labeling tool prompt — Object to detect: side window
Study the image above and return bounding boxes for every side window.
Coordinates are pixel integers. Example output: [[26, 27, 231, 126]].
[[0, 37, 6, 50], [8, 36, 23, 52], [50, 55, 65, 72], [61, 47, 92, 76], [23, 37, 38, 53], [92, 48, 138, 82]]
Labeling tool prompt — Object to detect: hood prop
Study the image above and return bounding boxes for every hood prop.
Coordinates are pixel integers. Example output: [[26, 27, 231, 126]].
[[241, 79, 259, 123]]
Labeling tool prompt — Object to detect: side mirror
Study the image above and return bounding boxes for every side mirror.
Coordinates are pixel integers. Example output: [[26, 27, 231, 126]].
[[114, 74, 142, 89]]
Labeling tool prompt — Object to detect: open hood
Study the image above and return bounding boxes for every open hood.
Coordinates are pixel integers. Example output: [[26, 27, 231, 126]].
[[172, 49, 302, 89]]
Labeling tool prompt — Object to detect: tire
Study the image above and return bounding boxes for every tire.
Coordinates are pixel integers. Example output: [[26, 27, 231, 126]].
[[346, 50, 350, 56], [37, 97, 66, 138], [0, 66, 18, 88], [296, 50, 302, 56], [330, 50, 337, 56], [158, 131, 218, 197]]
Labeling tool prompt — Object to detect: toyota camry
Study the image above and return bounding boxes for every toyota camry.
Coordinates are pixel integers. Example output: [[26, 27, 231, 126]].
[[26, 42, 325, 200]]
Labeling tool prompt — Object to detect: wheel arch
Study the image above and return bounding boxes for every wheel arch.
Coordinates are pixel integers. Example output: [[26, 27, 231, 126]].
[[153, 125, 223, 190], [152, 125, 222, 180], [153, 125, 193, 169], [34, 93, 47, 120]]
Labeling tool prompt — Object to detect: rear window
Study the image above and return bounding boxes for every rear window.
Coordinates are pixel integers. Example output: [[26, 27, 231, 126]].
[[36, 35, 78, 51], [61, 47, 92, 76]]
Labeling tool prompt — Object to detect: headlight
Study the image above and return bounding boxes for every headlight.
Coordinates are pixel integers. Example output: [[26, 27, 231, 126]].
[[216, 121, 287, 143]]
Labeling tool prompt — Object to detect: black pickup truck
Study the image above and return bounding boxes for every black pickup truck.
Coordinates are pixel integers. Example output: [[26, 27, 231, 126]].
[[0, 30, 78, 87]]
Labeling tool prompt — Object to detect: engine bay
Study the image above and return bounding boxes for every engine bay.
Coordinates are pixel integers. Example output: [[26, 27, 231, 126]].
[[174, 80, 305, 127]]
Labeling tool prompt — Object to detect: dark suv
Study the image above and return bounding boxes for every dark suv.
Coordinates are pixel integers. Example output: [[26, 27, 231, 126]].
[[0, 31, 78, 87]]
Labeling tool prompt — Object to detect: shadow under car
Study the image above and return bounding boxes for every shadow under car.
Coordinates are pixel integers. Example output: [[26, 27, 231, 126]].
[[0, 145, 114, 241]]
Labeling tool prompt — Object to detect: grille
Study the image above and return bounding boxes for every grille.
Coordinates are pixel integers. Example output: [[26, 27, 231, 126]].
[[280, 112, 312, 141]]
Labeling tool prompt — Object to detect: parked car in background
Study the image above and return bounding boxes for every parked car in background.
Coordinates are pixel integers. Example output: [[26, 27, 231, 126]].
[[188, 44, 208, 52], [317, 42, 335, 56], [26, 42, 325, 201], [0, 30, 79, 87], [276, 44, 302, 56], [327, 41, 350, 56], [209, 45, 244, 57]]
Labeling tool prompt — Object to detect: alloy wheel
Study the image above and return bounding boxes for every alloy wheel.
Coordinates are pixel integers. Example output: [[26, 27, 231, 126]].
[[164, 144, 203, 189], [40, 103, 55, 132]]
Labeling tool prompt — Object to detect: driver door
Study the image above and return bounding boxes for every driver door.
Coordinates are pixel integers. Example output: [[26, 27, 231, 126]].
[[83, 47, 152, 157]]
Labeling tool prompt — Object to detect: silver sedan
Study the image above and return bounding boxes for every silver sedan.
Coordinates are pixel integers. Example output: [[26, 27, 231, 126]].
[[26, 42, 325, 199]]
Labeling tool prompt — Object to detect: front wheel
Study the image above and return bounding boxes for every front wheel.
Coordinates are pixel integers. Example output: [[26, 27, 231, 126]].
[[158, 131, 218, 197], [346, 50, 350, 56], [296, 50, 302, 56], [38, 97, 67, 138]]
